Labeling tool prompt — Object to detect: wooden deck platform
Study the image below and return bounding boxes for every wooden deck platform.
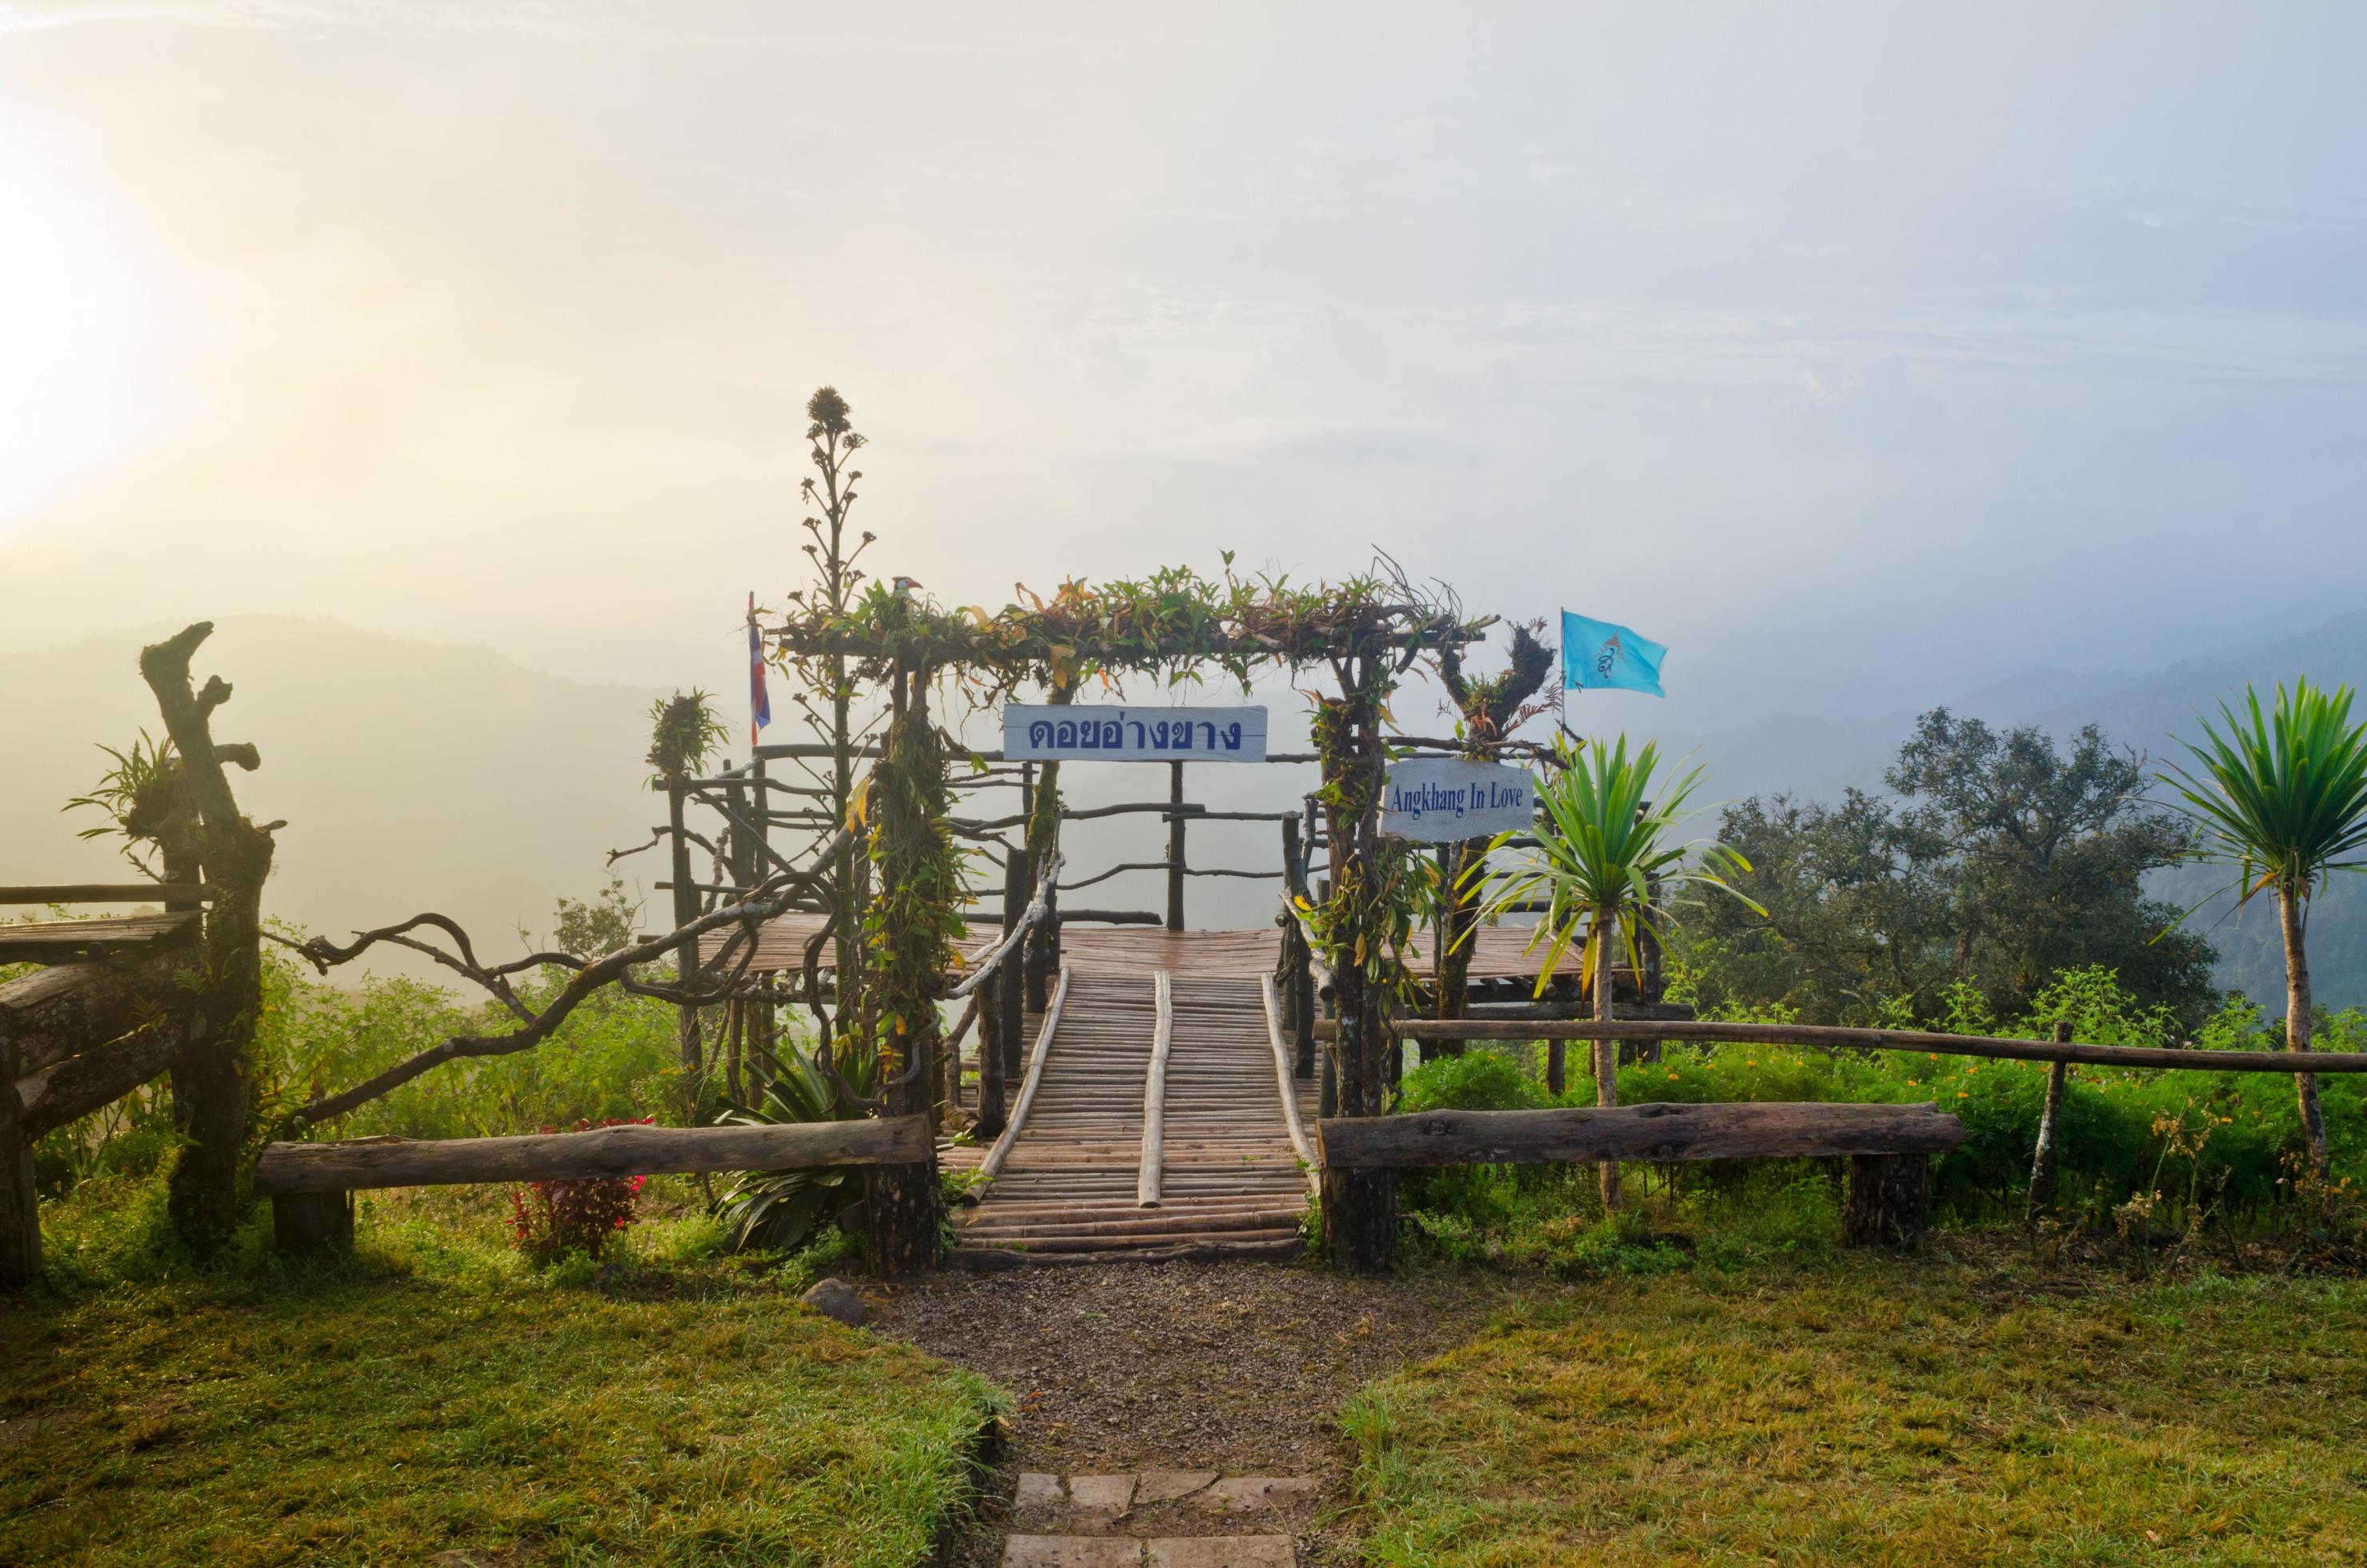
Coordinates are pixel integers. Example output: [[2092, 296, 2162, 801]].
[[952, 966, 1317, 1263], [0, 912, 198, 967], [705, 914, 1557, 981]]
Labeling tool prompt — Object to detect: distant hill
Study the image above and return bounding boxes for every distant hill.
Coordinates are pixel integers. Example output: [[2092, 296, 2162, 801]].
[[0, 617, 662, 977]]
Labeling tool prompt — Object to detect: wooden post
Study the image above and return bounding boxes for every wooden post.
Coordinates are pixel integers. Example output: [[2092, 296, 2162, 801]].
[[1024, 854, 1051, 1016], [1319, 654, 1397, 1274], [1845, 1153, 1930, 1249], [2025, 1018, 2073, 1226], [272, 1190, 354, 1258], [975, 972, 1006, 1140], [1000, 856, 1028, 1081], [0, 1037, 38, 1289], [666, 781, 702, 1118], [1166, 760, 1187, 933], [748, 755, 778, 1087], [1315, 874, 1335, 1110], [1281, 817, 1317, 1080]]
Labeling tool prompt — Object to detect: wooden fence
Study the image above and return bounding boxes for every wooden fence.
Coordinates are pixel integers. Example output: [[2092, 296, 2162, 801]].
[[1318, 1100, 1967, 1247], [254, 1115, 933, 1255]]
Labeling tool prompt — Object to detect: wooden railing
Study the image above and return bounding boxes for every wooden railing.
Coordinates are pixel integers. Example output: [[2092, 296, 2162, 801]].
[[256, 1116, 933, 1255]]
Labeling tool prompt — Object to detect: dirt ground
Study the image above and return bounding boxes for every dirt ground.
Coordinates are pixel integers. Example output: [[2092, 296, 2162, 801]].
[[864, 1258, 1516, 1565]]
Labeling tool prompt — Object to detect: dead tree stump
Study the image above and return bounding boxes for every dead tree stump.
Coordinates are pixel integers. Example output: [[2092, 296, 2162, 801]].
[[1845, 1153, 1930, 1249]]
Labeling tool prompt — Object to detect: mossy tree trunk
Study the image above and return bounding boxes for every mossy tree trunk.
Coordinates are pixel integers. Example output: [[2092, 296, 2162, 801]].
[[140, 622, 276, 1252], [861, 658, 951, 1276]]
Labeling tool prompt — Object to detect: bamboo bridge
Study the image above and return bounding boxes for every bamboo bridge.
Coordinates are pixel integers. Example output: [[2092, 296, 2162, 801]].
[[708, 913, 1584, 1260]]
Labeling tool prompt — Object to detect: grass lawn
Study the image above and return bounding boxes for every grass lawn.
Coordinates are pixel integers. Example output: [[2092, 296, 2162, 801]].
[[1344, 1242, 2367, 1566], [0, 1181, 1002, 1567]]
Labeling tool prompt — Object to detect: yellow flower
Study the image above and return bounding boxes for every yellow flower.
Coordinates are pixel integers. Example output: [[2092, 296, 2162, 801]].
[[1957, 1091, 1969, 1098], [1907, 1079, 1919, 1087]]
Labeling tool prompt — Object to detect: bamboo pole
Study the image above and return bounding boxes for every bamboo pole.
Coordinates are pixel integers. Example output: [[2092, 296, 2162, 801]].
[[1258, 971, 1321, 1182], [1137, 971, 1174, 1206], [978, 966, 1072, 1182]]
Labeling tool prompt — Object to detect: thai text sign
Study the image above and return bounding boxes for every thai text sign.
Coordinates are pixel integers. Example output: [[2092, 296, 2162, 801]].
[[1002, 705, 1269, 762], [1380, 758, 1535, 842]]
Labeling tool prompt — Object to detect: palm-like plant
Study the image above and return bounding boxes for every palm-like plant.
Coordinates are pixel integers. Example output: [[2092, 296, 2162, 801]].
[[2161, 678, 2367, 1178], [1489, 735, 1759, 1210], [712, 1037, 879, 1252]]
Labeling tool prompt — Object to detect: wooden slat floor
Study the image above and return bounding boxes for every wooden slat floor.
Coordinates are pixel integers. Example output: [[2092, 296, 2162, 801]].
[[703, 914, 1561, 981], [954, 970, 1315, 1262]]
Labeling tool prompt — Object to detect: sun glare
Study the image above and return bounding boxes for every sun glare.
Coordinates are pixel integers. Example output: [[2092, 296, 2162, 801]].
[[0, 89, 187, 529]]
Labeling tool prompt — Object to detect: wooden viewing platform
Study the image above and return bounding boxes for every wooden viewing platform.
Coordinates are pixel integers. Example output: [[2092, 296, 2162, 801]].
[[927, 930, 1317, 1263], [701, 911, 1561, 981], [703, 915, 1645, 1263]]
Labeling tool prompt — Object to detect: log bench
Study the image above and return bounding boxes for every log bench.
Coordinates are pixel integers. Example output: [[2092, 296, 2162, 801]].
[[253, 1115, 934, 1255], [1316, 1100, 1969, 1248]]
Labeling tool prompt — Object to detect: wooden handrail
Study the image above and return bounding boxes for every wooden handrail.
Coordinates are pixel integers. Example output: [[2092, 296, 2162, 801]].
[[1258, 972, 1321, 1178], [978, 965, 1072, 1182], [945, 850, 1062, 999], [1314, 1016, 2367, 1074]]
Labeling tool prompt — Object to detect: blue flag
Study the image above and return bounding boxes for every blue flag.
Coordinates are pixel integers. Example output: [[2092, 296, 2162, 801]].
[[1561, 610, 1667, 697]]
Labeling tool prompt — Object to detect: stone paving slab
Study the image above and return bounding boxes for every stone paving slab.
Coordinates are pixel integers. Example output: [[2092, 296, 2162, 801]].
[[1003, 1538, 1146, 1568], [1146, 1537, 1294, 1566], [1003, 1538, 1294, 1567], [1001, 1471, 1310, 1565]]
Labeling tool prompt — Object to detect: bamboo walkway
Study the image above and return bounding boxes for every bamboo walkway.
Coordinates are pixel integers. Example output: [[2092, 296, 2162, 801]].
[[951, 935, 1318, 1264], [705, 916, 1565, 1264]]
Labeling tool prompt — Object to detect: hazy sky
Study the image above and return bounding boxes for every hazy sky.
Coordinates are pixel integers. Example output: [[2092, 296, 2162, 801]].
[[4, 2, 2364, 734]]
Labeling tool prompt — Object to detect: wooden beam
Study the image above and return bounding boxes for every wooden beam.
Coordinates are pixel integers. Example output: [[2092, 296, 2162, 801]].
[[2, 954, 192, 1078], [0, 883, 210, 906], [18, 1019, 188, 1141], [1317, 1017, 2367, 1074], [1317, 1100, 1966, 1170], [1257, 972, 1321, 1180], [253, 1115, 932, 1195]]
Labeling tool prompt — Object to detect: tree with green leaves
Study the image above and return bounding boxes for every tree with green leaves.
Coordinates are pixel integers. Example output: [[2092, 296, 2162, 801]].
[[1687, 710, 2216, 1028], [2162, 678, 2367, 1178], [1493, 735, 1757, 1210]]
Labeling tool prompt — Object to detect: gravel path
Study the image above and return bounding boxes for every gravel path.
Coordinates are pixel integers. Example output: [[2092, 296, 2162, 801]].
[[864, 1258, 1513, 1563]]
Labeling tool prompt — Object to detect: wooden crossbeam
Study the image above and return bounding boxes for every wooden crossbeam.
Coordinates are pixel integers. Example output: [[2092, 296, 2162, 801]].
[[0, 883, 210, 905], [1317, 1101, 1967, 1170], [254, 1116, 931, 1194]]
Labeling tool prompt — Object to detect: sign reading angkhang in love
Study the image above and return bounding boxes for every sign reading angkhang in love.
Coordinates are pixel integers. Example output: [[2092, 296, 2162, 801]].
[[1001, 705, 1269, 762], [1379, 757, 1536, 842]]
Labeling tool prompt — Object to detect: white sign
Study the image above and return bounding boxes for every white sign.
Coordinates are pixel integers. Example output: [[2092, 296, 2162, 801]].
[[1380, 758, 1535, 842], [1002, 705, 1269, 762]]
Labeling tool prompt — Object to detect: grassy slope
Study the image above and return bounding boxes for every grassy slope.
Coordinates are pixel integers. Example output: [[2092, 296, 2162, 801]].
[[1345, 1248, 2367, 1566], [0, 1185, 1000, 1567]]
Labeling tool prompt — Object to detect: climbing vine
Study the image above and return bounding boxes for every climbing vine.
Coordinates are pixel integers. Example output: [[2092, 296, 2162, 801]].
[[859, 662, 962, 1081]]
